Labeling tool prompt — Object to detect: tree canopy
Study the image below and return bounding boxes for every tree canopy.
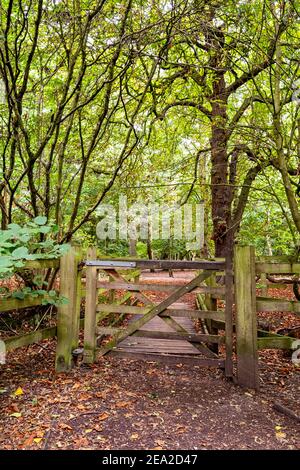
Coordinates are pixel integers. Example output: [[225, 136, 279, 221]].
[[0, 0, 300, 257]]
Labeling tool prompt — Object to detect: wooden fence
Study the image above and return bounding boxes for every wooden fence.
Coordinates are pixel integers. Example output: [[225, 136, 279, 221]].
[[83, 250, 233, 377], [255, 255, 300, 352], [1, 245, 299, 392], [0, 259, 60, 352]]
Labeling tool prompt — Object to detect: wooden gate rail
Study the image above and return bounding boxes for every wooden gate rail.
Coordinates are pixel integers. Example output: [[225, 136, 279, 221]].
[[254, 257, 300, 356], [95, 281, 225, 296], [81, 255, 234, 375], [85, 259, 226, 271]]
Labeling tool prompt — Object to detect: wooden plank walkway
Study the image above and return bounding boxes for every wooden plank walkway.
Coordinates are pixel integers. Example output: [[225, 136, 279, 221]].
[[116, 302, 202, 356]]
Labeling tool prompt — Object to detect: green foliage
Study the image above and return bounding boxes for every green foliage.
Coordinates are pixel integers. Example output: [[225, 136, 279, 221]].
[[239, 201, 296, 256], [0, 218, 70, 306], [0, 0, 300, 257], [0, 218, 69, 278]]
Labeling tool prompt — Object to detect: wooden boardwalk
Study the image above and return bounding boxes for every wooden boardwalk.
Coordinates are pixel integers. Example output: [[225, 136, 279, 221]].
[[102, 270, 225, 367], [115, 302, 202, 357]]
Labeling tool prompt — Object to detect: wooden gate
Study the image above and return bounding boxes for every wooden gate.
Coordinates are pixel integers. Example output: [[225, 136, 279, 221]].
[[83, 249, 234, 378]]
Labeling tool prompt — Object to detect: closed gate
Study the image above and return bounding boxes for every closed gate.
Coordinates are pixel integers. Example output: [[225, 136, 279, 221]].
[[83, 250, 234, 379], [56, 246, 262, 389]]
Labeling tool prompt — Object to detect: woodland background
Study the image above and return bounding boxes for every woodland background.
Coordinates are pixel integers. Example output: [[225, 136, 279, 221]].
[[0, 0, 300, 259]]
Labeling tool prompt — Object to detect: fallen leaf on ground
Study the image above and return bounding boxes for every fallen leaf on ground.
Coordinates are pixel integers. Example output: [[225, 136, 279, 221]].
[[155, 439, 165, 446], [33, 438, 43, 443], [59, 423, 73, 431], [23, 434, 35, 447], [115, 401, 131, 409], [176, 425, 187, 434], [98, 412, 110, 421], [76, 404, 86, 410], [72, 383, 81, 390], [93, 424, 103, 432], [276, 431, 287, 441], [10, 412, 22, 418]]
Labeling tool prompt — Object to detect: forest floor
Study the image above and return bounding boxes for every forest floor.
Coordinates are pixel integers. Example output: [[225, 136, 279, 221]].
[[0, 272, 299, 450]]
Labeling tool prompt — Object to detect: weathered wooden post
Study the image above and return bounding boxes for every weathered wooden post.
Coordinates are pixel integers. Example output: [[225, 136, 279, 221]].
[[205, 274, 218, 354], [55, 246, 82, 372], [234, 245, 259, 390], [225, 254, 234, 378], [83, 247, 98, 364], [108, 275, 115, 303], [73, 248, 83, 350], [260, 272, 268, 297]]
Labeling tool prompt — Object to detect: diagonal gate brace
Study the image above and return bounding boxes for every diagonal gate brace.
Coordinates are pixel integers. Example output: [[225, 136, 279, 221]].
[[97, 270, 212, 356]]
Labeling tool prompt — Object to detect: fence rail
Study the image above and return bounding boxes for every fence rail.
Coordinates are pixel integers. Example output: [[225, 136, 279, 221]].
[[1, 246, 299, 393], [0, 258, 61, 353]]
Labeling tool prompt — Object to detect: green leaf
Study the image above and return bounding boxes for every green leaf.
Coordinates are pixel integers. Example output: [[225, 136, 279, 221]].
[[0, 242, 15, 248], [12, 291, 25, 300], [25, 253, 40, 260], [14, 261, 25, 268], [7, 223, 21, 232], [58, 244, 70, 254], [11, 246, 29, 259], [18, 234, 31, 243], [36, 290, 47, 296], [38, 226, 51, 234], [33, 216, 47, 225], [0, 257, 13, 268]]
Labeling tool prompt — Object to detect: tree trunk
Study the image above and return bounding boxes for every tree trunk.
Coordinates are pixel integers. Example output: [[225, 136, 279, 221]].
[[210, 78, 231, 257], [129, 238, 137, 256], [0, 193, 8, 230], [146, 238, 153, 260]]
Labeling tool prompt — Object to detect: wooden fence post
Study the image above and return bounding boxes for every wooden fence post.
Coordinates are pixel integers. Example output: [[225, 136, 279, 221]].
[[83, 247, 98, 364], [205, 274, 218, 354], [73, 248, 83, 350], [260, 272, 268, 297], [56, 246, 82, 372], [108, 275, 115, 303], [225, 254, 234, 378], [234, 245, 259, 390]]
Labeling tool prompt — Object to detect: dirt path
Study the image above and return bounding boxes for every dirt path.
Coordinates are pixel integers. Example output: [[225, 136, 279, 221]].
[[0, 344, 299, 450], [0, 273, 299, 450]]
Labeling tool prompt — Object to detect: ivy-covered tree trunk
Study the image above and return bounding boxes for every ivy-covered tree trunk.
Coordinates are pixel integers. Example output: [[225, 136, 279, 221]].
[[210, 87, 231, 257], [208, 25, 231, 258]]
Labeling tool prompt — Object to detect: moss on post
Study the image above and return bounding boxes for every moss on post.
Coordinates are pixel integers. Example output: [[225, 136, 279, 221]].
[[55, 246, 82, 372]]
